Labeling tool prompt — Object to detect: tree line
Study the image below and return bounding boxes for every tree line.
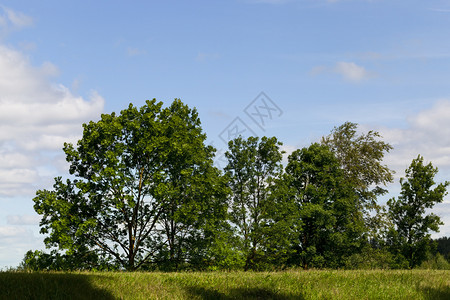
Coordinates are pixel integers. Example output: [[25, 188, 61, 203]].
[[22, 99, 449, 271]]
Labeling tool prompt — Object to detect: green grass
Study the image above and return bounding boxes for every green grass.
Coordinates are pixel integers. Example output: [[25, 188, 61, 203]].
[[0, 270, 449, 299]]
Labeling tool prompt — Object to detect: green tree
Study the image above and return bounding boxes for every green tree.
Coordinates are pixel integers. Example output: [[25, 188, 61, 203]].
[[285, 143, 365, 268], [387, 155, 449, 268], [33, 99, 227, 271], [224, 136, 284, 270], [321, 122, 393, 208], [149, 101, 229, 270], [321, 122, 394, 244]]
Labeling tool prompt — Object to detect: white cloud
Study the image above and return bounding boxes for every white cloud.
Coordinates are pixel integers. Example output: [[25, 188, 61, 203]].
[[0, 44, 104, 197], [334, 61, 374, 82], [378, 99, 450, 176], [311, 61, 375, 83]]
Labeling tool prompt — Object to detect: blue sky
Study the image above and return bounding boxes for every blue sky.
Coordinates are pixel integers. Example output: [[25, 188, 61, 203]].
[[1, 0, 450, 268]]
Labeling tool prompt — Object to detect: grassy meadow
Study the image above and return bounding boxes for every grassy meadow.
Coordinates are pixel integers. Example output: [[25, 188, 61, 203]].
[[0, 269, 449, 300]]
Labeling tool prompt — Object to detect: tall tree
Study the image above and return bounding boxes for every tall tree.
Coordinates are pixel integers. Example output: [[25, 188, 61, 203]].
[[387, 155, 449, 268], [321, 122, 394, 243], [33, 99, 226, 270], [151, 100, 229, 270], [321, 122, 394, 208], [224, 136, 284, 270], [285, 143, 365, 268]]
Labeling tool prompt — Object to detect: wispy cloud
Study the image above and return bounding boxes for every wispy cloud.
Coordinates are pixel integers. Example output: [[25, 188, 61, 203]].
[[311, 61, 375, 82], [334, 61, 373, 82], [3, 7, 33, 28], [0, 6, 33, 36]]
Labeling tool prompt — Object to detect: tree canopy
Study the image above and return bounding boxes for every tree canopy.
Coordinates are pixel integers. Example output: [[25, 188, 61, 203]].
[[321, 122, 394, 206], [285, 143, 365, 268], [33, 99, 227, 270], [224, 136, 284, 270], [25, 104, 450, 271]]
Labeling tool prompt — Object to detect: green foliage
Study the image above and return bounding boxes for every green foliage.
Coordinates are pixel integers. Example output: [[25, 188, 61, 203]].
[[21, 250, 117, 271], [321, 122, 394, 240], [224, 136, 285, 270], [321, 122, 394, 195], [344, 246, 408, 269], [33, 99, 228, 271], [285, 143, 365, 268], [387, 155, 449, 268], [28, 107, 450, 272], [419, 253, 450, 270]]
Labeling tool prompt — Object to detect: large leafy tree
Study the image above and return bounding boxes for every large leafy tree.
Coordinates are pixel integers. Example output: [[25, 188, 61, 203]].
[[150, 101, 229, 270], [224, 136, 284, 270], [387, 155, 449, 268], [285, 143, 365, 268], [321, 122, 394, 243], [33, 99, 227, 270], [321, 122, 393, 208]]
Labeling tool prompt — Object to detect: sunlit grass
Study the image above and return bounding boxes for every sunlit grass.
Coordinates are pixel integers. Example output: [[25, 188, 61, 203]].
[[1, 269, 449, 299]]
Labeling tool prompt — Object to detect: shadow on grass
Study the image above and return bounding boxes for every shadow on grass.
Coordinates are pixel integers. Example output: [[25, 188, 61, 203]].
[[0, 272, 114, 300], [420, 286, 450, 300], [184, 286, 305, 300]]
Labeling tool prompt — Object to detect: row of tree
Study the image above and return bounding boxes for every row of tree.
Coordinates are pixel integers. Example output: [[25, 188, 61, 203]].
[[22, 99, 449, 271]]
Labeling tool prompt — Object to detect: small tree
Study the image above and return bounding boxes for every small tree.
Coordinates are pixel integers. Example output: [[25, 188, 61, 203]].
[[387, 155, 449, 268]]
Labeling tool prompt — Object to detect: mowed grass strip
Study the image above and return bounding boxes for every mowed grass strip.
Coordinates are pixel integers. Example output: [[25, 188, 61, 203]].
[[0, 270, 449, 300]]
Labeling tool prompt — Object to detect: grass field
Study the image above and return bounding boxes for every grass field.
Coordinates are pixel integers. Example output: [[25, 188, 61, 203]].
[[0, 269, 449, 299]]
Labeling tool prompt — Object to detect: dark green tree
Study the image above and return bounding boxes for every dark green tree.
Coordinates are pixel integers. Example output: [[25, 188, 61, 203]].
[[435, 237, 450, 261], [33, 99, 227, 271], [285, 143, 365, 268], [321, 122, 394, 245], [224, 136, 284, 270], [387, 155, 449, 268]]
